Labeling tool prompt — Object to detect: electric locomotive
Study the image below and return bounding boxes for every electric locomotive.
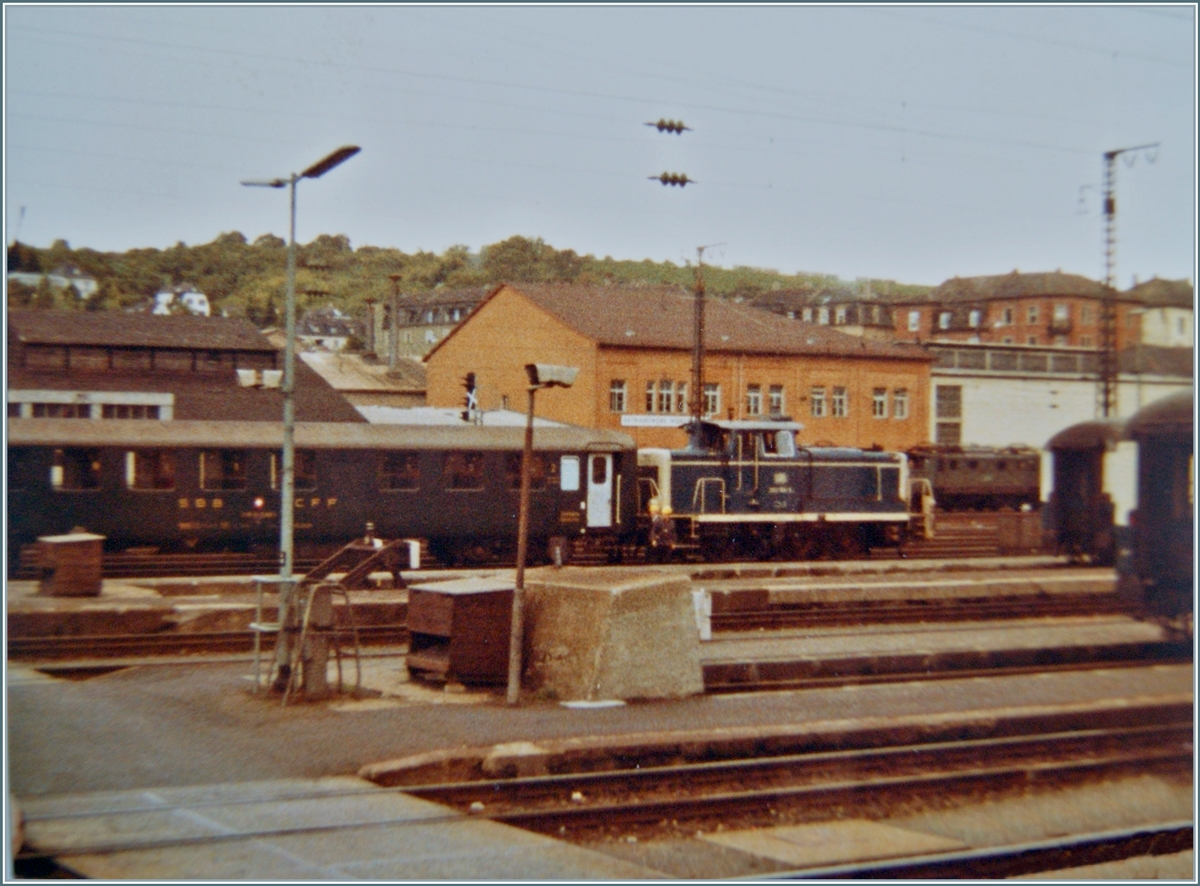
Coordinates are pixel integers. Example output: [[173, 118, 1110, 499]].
[[637, 419, 927, 561], [906, 444, 1042, 511]]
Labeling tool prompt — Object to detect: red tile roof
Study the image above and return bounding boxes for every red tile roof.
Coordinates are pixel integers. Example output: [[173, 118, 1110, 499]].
[[456, 283, 930, 363], [8, 310, 275, 351]]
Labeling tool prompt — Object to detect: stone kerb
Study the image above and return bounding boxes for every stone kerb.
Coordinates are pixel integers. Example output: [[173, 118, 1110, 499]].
[[522, 567, 704, 701]]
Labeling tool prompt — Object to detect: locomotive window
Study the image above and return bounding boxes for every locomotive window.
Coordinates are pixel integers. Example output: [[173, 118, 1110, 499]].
[[996, 461, 1007, 471], [443, 451, 485, 491], [52, 448, 101, 490], [948, 460, 959, 470], [270, 451, 317, 491], [126, 450, 176, 490], [199, 449, 248, 491], [967, 460, 978, 470], [379, 451, 420, 491], [505, 453, 554, 491], [560, 456, 580, 491], [758, 430, 796, 458]]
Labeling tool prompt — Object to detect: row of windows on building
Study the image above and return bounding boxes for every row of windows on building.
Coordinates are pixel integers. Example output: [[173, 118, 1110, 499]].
[[607, 380, 910, 420], [8, 402, 163, 420], [907, 303, 1133, 341], [33, 448, 580, 495]]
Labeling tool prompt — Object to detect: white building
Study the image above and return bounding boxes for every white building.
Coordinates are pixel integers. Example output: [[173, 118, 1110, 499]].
[[153, 287, 211, 316]]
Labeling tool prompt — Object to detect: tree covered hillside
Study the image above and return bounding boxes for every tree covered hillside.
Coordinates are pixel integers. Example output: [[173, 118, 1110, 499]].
[[7, 233, 932, 322]]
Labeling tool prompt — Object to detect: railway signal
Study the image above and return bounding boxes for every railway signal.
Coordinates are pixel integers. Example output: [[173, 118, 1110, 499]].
[[461, 372, 478, 421]]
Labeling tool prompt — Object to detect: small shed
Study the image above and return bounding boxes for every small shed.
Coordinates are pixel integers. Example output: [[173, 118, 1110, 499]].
[[37, 531, 106, 597]]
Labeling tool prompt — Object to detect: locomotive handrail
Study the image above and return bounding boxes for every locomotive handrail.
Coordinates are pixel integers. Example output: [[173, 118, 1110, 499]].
[[692, 478, 727, 514]]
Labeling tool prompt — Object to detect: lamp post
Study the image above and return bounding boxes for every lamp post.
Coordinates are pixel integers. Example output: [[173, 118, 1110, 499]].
[[507, 363, 578, 705], [242, 145, 360, 690]]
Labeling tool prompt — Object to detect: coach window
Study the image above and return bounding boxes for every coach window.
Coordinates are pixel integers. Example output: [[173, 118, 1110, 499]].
[[126, 450, 176, 490], [52, 448, 101, 491], [560, 456, 581, 492], [271, 450, 316, 491], [379, 451, 419, 491], [8, 448, 36, 490], [199, 449, 248, 491], [505, 452, 553, 490], [443, 451, 485, 490]]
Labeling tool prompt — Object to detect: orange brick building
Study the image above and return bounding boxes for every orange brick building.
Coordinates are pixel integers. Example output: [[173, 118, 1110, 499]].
[[886, 271, 1144, 350], [425, 284, 933, 451]]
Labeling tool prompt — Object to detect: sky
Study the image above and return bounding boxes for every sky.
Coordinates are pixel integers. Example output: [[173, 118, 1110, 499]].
[[4, 3, 1196, 289]]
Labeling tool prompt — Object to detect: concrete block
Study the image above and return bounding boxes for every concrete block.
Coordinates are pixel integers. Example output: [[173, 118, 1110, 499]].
[[523, 567, 703, 701]]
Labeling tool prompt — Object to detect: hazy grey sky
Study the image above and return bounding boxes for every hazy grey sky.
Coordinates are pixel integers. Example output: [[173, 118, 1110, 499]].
[[4, 3, 1195, 287]]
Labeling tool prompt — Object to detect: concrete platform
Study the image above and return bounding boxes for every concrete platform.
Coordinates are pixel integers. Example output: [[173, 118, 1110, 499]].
[[18, 777, 662, 880], [702, 615, 1189, 688]]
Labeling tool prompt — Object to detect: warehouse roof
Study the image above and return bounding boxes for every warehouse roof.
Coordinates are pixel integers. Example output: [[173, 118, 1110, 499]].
[[7, 309, 275, 351]]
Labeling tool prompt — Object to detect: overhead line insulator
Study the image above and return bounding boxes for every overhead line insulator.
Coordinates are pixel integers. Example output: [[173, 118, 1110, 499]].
[[645, 118, 691, 134], [649, 172, 695, 187]]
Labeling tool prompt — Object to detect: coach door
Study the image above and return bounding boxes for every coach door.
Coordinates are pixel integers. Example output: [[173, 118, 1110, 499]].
[[587, 453, 613, 528]]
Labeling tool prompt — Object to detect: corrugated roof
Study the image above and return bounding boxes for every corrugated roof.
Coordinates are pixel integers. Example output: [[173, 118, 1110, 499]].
[[451, 283, 930, 363], [300, 352, 426, 393], [8, 309, 275, 351], [7, 418, 633, 452]]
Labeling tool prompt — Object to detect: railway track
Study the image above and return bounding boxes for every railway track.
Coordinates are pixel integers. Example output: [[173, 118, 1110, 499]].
[[11, 513, 1018, 579], [7, 625, 407, 661], [393, 713, 1192, 877], [711, 591, 1125, 630]]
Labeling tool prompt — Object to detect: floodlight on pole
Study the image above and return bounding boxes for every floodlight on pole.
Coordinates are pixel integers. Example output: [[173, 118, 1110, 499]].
[[506, 363, 578, 705], [241, 145, 359, 692]]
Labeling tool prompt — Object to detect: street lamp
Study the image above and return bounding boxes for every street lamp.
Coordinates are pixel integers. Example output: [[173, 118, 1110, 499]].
[[242, 145, 360, 690], [507, 362, 578, 705]]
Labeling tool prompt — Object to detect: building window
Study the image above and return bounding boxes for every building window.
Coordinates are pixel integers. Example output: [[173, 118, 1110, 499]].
[[33, 403, 91, 419], [675, 382, 689, 414], [443, 451, 485, 490], [1027, 304, 1039, 323], [907, 310, 920, 332], [768, 385, 784, 416], [379, 451, 420, 491], [745, 384, 762, 416], [199, 449, 248, 491], [125, 450, 176, 490], [834, 306, 847, 324], [938, 312, 952, 330], [657, 380, 675, 414], [52, 448, 101, 490], [1081, 305, 1094, 324], [1053, 304, 1069, 322], [810, 387, 827, 418], [609, 380, 627, 413], [1002, 307, 1014, 325], [1026, 335, 1038, 345], [935, 384, 962, 445], [1081, 335, 1093, 347], [801, 307, 813, 323], [101, 404, 160, 420], [645, 381, 656, 412], [872, 387, 888, 418], [1002, 336, 1014, 344], [968, 309, 982, 328], [817, 307, 830, 325], [893, 388, 909, 419], [832, 387, 848, 418], [703, 383, 721, 417]]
